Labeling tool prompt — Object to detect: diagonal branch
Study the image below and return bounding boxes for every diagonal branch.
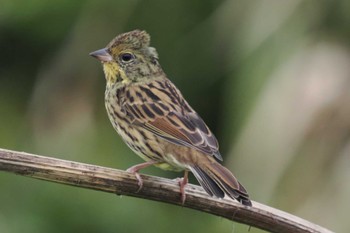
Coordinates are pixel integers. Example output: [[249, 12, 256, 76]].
[[0, 148, 333, 233]]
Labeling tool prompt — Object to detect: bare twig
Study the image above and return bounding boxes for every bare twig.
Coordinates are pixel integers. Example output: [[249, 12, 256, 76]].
[[0, 148, 333, 233]]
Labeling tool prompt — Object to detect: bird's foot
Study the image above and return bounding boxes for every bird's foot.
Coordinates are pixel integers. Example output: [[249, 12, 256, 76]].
[[126, 161, 158, 192], [174, 170, 189, 205]]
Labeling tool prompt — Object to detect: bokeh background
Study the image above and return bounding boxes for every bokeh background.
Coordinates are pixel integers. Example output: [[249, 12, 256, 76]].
[[1, 0, 350, 232]]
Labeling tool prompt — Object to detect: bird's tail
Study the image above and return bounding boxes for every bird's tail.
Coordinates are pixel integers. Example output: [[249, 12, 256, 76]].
[[190, 161, 252, 206]]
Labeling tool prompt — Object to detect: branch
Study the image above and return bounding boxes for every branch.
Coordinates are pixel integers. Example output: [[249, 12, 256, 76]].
[[0, 148, 332, 233]]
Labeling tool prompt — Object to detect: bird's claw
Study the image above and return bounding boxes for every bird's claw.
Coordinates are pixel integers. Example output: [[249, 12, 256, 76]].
[[126, 168, 143, 193], [175, 171, 188, 205]]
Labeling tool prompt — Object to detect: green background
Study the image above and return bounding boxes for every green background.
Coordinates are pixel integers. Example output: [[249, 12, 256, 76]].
[[1, 0, 350, 232]]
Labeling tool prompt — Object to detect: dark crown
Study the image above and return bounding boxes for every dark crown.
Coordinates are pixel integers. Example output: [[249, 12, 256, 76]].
[[107, 30, 151, 50]]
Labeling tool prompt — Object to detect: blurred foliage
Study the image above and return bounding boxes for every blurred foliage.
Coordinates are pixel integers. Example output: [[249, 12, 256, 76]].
[[1, 0, 350, 232]]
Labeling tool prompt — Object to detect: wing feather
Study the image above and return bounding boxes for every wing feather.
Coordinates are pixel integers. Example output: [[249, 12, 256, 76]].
[[121, 81, 222, 161]]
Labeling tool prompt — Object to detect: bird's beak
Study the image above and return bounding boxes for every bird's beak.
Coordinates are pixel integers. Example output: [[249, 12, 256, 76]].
[[89, 48, 113, 62]]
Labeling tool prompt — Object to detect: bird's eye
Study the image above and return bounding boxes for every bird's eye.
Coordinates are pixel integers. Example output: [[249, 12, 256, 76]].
[[120, 53, 135, 63]]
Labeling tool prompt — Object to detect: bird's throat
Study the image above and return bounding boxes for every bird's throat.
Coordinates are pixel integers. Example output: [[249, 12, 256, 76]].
[[103, 62, 130, 85]]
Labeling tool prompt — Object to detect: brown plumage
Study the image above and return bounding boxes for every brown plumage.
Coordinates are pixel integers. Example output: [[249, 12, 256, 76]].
[[90, 30, 252, 206]]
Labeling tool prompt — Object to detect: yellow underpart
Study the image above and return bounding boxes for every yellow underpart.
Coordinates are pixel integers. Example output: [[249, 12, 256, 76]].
[[154, 162, 183, 172], [134, 149, 183, 171], [103, 62, 131, 84]]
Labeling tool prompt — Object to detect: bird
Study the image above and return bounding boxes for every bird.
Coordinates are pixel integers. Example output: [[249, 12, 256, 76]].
[[90, 29, 252, 206]]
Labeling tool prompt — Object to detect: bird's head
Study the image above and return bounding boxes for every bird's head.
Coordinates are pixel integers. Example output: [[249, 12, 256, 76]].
[[90, 30, 162, 86]]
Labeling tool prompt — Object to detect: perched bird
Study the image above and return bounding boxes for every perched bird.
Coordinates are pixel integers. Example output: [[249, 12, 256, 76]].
[[90, 30, 252, 206]]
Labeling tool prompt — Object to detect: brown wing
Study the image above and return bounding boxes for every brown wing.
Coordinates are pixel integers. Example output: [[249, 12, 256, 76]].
[[121, 80, 222, 161]]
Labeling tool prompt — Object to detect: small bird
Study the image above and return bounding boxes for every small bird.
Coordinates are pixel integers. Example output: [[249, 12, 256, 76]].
[[90, 30, 252, 206]]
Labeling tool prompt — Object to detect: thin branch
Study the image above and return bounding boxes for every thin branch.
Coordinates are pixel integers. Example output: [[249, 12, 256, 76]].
[[0, 148, 332, 233]]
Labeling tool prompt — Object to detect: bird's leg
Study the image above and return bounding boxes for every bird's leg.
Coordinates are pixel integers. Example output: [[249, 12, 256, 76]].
[[126, 161, 158, 192], [177, 170, 189, 205]]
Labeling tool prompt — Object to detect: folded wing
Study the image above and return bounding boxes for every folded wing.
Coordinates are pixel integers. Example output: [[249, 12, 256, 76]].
[[121, 81, 222, 161]]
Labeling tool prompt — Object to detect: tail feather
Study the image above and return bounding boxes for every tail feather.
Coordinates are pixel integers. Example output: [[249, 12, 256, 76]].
[[190, 166, 224, 198], [190, 162, 252, 206]]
